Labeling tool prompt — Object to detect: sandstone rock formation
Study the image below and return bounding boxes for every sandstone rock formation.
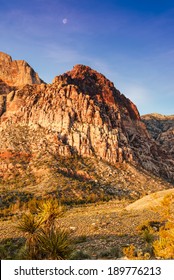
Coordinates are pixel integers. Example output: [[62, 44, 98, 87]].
[[142, 114, 174, 159], [141, 113, 174, 138], [0, 51, 44, 89], [0, 53, 173, 185]]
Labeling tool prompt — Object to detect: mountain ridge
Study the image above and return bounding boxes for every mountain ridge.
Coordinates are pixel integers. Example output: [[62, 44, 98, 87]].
[[0, 51, 173, 197], [141, 113, 174, 160]]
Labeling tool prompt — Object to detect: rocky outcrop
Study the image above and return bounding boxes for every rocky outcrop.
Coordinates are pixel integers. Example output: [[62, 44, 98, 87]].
[[0, 57, 173, 183], [0, 51, 44, 90], [141, 113, 174, 138], [0, 51, 44, 116], [142, 113, 174, 159]]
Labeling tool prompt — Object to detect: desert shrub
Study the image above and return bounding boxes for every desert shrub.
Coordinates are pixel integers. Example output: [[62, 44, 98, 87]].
[[98, 250, 111, 258], [110, 246, 121, 258], [16, 198, 72, 260], [0, 191, 33, 210], [153, 224, 174, 259], [70, 250, 91, 260], [142, 229, 155, 244], [98, 246, 121, 259], [123, 244, 151, 260], [136, 220, 162, 259], [152, 193, 174, 259], [0, 238, 25, 260], [134, 194, 174, 260], [74, 235, 87, 244], [123, 244, 135, 259]]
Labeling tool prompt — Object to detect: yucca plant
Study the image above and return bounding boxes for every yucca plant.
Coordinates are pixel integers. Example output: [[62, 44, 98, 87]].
[[16, 199, 71, 259], [37, 198, 65, 228], [17, 212, 42, 259], [37, 226, 72, 260], [17, 212, 41, 234]]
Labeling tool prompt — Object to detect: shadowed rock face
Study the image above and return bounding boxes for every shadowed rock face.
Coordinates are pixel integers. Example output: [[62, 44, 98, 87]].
[[0, 54, 173, 183], [142, 113, 174, 159]]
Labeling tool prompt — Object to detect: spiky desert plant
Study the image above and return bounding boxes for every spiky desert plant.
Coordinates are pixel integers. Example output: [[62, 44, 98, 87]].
[[17, 212, 42, 259], [37, 226, 72, 260], [17, 212, 41, 234], [16, 199, 72, 259], [37, 198, 65, 228]]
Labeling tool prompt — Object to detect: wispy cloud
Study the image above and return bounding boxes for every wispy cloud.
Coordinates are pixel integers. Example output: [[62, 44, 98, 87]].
[[122, 84, 151, 105], [45, 45, 85, 64]]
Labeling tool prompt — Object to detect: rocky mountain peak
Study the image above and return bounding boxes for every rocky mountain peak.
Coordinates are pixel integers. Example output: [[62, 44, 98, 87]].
[[54, 64, 141, 122], [0, 51, 44, 88]]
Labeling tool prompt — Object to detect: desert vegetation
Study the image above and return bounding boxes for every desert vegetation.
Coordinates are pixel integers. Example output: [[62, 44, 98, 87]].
[[1, 198, 73, 259], [0, 190, 174, 259], [123, 193, 174, 259]]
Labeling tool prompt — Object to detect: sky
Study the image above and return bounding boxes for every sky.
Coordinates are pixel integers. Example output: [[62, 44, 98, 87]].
[[0, 0, 174, 115]]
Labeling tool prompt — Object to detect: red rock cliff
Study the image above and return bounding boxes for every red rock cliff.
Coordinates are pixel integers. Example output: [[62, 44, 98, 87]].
[[0, 57, 173, 182]]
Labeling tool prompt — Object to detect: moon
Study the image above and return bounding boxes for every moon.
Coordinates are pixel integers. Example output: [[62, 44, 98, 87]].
[[62, 18, 68, 24]]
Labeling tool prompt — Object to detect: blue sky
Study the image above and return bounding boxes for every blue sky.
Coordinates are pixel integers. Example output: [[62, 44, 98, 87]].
[[1, 0, 174, 115]]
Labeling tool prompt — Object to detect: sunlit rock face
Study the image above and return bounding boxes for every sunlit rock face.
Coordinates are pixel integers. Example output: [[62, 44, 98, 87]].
[[0, 51, 44, 88], [0, 54, 173, 182]]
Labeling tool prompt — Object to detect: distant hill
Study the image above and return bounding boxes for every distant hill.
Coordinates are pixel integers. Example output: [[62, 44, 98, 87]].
[[126, 188, 174, 211], [142, 113, 174, 159]]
